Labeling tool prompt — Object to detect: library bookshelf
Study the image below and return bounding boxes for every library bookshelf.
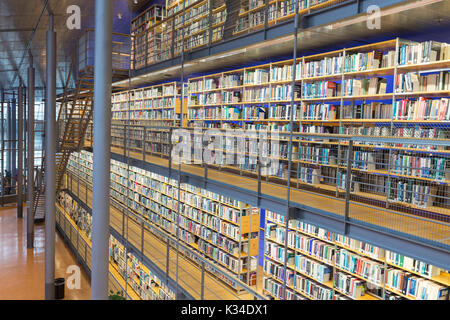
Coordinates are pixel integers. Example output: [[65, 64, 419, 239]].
[[167, 0, 227, 57], [64, 150, 449, 300], [133, 0, 227, 69], [112, 81, 186, 125], [109, 235, 176, 300], [184, 38, 450, 219], [263, 210, 450, 300], [131, 4, 165, 70], [55, 193, 142, 300], [57, 189, 176, 300], [67, 150, 261, 292], [233, 0, 343, 36]]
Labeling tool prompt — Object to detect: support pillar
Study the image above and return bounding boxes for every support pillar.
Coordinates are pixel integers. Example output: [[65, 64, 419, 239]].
[[44, 14, 56, 300], [1, 90, 4, 200], [27, 58, 35, 248], [17, 86, 23, 218], [11, 96, 16, 180], [91, 0, 112, 300]]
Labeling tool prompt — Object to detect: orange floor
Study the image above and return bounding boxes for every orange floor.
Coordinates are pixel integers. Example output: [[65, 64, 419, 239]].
[[0, 205, 91, 300]]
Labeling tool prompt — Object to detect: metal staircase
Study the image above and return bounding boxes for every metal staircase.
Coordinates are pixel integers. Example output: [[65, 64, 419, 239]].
[[31, 29, 130, 221], [33, 165, 45, 222], [55, 70, 95, 191]]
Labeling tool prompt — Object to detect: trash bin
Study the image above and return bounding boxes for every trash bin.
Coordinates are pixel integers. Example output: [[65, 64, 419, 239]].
[[55, 278, 65, 299]]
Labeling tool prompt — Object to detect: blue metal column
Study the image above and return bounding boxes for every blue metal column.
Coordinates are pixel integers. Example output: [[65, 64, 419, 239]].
[[27, 56, 35, 248], [91, 0, 112, 300], [11, 96, 16, 179], [17, 85, 23, 218], [44, 13, 56, 300]]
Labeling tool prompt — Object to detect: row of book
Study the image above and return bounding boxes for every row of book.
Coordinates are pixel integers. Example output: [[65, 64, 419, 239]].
[[396, 71, 450, 93], [112, 98, 175, 110], [391, 154, 448, 180], [387, 180, 436, 208], [335, 249, 384, 285], [295, 254, 332, 283], [344, 50, 396, 72], [57, 191, 92, 240], [386, 250, 441, 278], [123, 110, 176, 121], [343, 77, 388, 96], [393, 98, 450, 121], [298, 146, 333, 165], [386, 269, 448, 300], [263, 277, 306, 300], [398, 40, 449, 65]]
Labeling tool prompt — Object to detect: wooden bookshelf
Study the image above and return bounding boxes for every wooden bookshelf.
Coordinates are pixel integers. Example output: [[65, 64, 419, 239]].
[[57, 190, 176, 300], [110, 235, 176, 300], [233, 0, 343, 36], [131, 4, 165, 70], [132, 0, 227, 68], [262, 210, 450, 300], [111, 82, 186, 125], [55, 198, 143, 300]]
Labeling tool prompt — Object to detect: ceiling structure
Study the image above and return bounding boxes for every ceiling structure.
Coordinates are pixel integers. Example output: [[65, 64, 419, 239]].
[[0, 0, 148, 99]]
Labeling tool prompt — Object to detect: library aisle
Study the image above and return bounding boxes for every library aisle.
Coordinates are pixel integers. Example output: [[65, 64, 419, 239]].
[[0, 206, 91, 300]]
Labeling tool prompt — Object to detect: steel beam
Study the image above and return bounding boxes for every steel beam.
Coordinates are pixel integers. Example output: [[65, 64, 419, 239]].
[[17, 86, 23, 218], [91, 0, 113, 300], [11, 97, 16, 178], [27, 60, 35, 248], [1, 90, 4, 201], [44, 14, 56, 300]]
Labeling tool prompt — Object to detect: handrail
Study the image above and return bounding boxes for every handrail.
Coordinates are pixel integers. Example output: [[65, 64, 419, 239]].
[[104, 123, 450, 147]]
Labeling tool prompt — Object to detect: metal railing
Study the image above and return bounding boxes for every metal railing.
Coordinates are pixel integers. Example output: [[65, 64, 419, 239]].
[[78, 29, 131, 74], [55, 204, 133, 300], [62, 169, 266, 300]]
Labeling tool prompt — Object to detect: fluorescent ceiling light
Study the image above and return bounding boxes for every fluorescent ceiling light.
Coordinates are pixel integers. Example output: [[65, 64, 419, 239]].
[[200, 48, 247, 62]]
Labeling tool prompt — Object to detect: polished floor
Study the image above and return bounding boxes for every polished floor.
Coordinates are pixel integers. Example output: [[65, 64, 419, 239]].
[[0, 205, 91, 300]]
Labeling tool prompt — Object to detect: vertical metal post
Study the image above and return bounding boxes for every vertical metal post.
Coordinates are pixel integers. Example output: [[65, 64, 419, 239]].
[[91, 0, 113, 300], [17, 86, 23, 218], [201, 262, 205, 299], [165, 237, 170, 285], [175, 0, 187, 299], [27, 59, 35, 247], [11, 96, 16, 179], [1, 90, 4, 201], [344, 140, 353, 235], [141, 220, 145, 261], [142, 127, 146, 162], [282, 0, 300, 300], [6, 99, 11, 178], [44, 13, 56, 300]]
